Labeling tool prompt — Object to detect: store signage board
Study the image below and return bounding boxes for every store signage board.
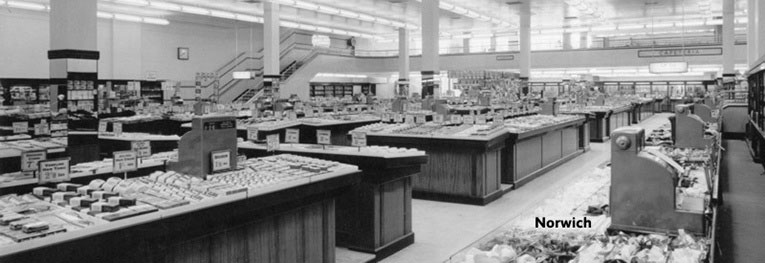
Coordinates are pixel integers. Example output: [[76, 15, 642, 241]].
[[463, 115, 475, 124], [210, 150, 231, 172], [496, 54, 515, 61], [351, 132, 367, 147], [285, 129, 300, 143], [50, 122, 67, 131], [649, 62, 688, 74], [113, 151, 138, 174], [415, 115, 426, 124], [266, 134, 280, 152], [247, 126, 259, 141], [21, 150, 46, 172], [405, 115, 415, 124], [113, 122, 123, 136], [476, 115, 487, 124], [317, 130, 331, 145], [12, 122, 28, 134], [451, 115, 462, 124], [638, 47, 721, 58], [131, 141, 152, 157], [434, 115, 444, 124], [38, 158, 70, 184]]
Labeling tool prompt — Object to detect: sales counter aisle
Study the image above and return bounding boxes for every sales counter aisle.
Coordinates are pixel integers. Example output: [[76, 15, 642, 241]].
[[378, 113, 672, 263]]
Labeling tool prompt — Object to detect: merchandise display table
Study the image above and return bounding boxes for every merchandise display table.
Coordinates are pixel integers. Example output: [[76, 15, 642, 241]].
[[502, 115, 588, 187], [0, 157, 361, 263], [631, 98, 656, 124], [561, 105, 633, 142], [363, 129, 509, 205], [238, 142, 427, 260], [0, 138, 68, 174], [299, 116, 381, 146], [97, 133, 180, 158]]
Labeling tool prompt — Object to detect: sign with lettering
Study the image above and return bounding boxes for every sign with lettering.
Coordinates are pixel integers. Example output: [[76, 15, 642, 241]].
[[113, 122, 123, 136], [463, 115, 475, 124], [451, 115, 462, 124], [475, 115, 487, 124], [394, 114, 403, 123], [404, 115, 415, 124], [415, 115, 426, 124], [99, 121, 107, 134], [211, 150, 231, 172], [34, 122, 50, 136], [351, 132, 367, 147], [496, 54, 515, 61], [131, 141, 152, 157], [113, 151, 138, 173], [12, 122, 28, 134], [434, 115, 444, 124], [38, 158, 70, 184], [317, 130, 331, 145], [247, 126, 259, 141], [638, 47, 722, 58], [203, 120, 236, 130], [266, 134, 280, 152], [285, 129, 300, 143], [649, 62, 689, 73], [21, 150, 46, 172]]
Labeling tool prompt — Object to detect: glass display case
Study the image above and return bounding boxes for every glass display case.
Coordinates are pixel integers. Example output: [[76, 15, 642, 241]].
[[635, 82, 651, 96]]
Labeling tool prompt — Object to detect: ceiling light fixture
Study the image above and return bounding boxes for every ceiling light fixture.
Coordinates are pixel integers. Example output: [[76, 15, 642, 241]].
[[6, 1, 46, 10], [210, 10, 237, 19], [114, 13, 143, 22], [143, 17, 170, 25], [149, 1, 181, 11], [114, 0, 148, 6], [181, 6, 210, 16]]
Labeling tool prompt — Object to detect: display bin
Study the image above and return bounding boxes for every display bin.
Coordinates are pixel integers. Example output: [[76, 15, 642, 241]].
[[502, 116, 587, 187], [365, 131, 509, 206], [0, 166, 361, 263], [238, 142, 427, 260]]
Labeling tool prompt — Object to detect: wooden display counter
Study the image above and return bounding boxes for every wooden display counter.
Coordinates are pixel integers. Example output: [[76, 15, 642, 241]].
[[503, 116, 587, 187], [566, 105, 633, 143], [97, 133, 180, 158], [608, 106, 633, 139], [238, 142, 427, 260], [0, 168, 360, 263], [300, 118, 381, 146], [631, 99, 656, 124], [364, 131, 509, 206]]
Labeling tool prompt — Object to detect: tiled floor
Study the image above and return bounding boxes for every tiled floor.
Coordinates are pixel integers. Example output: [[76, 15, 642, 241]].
[[379, 114, 672, 263], [716, 139, 765, 262]]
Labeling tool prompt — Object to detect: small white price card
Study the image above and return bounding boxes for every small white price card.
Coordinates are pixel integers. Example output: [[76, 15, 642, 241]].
[[274, 111, 283, 120], [237, 155, 247, 166], [12, 122, 28, 134], [415, 115, 426, 124], [113, 122, 123, 136], [451, 115, 462, 124], [285, 129, 300, 143], [463, 115, 475, 124], [305, 109, 314, 117], [351, 132, 367, 147], [131, 140, 152, 157], [50, 122, 67, 131], [382, 113, 391, 122], [34, 123, 50, 136], [317, 130, 331, 145], [21, 150, 46, 172], [394, 114, 403, 123], [266, 134, 280, 152], [404, 115, 415, 124], [99, 121, 107, 134], [433, 115, 444, 124], [247, 126, 259, 141], [211, 150, 231, 172], [475, 115, 487, 124], [288, 111, 298, 120], [38, 158, 70, 184], [113, 151, 138, 173]]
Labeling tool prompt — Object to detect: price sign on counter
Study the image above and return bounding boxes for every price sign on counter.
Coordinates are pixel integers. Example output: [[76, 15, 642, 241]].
[[463, 115, 475, 124], [21, 150, 46, 172], [113, 151, 138, 174], [237, 155, 247, 166], [404, 115, 415, 124], [317, 130, 331, 145], [38, 158, 70, 184], [247, 126, 259, 141], [415, 115, 426, 124], [288, 111, 298, 120], [351, 132, 367, 147], [131, 141, 152, 157], [50, 122, 67, 131], [285, 129, 300, 143], [113, 122, 123, 136], [266, 134, 280, 152], [475, 115, 487, 124], [34, 122, 50, 136], [381, 113, 391, 122], [434, 115, 444, 124], [98, 121, 107, 135], [211, 150, 231, 172], [394, 114, 403, 123], [305, 108, 314, 117], [12, 122, 28, 134], [274, 111, 283, 120], [451, 115, 462, 124]]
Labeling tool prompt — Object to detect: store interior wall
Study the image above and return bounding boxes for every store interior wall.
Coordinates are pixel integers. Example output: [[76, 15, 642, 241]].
[[0, 10, 264, 82]]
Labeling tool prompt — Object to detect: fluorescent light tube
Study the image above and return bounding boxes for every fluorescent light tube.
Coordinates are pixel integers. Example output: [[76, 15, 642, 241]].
[[114, 14, 143, 22], [182, 6, 210, 15], [294, 1, 319, 10], [143, 17, 169, 25], [6, 1, 46, 10], [317, 6, 340, 14], [281, 21, 300, 28], [357, 13, 375, 22], [236, 14, 261, 23], [210, 10, 236, 19], [115, 0, 148, 6], [97, 11, 114, 19], [149, 1, 181, 11]]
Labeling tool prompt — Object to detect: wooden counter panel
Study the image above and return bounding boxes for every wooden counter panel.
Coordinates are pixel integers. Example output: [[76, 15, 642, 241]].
[[562, 127, 579, 157], [542, 130, 563, 166], [415, 151, 475, 196], [380, 179, 408, 245], [515, 136, 542, 182]]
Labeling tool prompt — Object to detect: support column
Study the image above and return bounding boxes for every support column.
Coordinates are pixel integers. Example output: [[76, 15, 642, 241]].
[[463, 38, 470, 53], [421, 0, 440, 99], [562, 32, 572, 50], [263, 1, 281, 106], [519, 0, 531, 96], [722, 0, 735, 74], [748, 0, 757, 67], [398, 28, 410, 97], [758, 0, 765, 59], [49, 0, 99, 164]]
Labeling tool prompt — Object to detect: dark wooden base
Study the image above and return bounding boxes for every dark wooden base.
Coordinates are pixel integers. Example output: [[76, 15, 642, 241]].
[[513, 150, 584, 188], [722, 132, 745, 140], [344, 232, 414, 262], [591, 136, 610, 143], [412, 187, 505, 206]]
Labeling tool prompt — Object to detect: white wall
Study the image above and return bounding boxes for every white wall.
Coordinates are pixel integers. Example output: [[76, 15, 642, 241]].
[[0, 10, 263, 81]]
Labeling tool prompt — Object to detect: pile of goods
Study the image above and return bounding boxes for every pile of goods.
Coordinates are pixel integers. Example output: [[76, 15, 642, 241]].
[[503, 115, 583, 133]]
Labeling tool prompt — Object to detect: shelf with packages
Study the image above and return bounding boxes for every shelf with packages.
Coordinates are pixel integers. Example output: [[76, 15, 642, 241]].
[[501, 114, 588, 187], [0, 154, 360, 263], [96, 132, 181, 158], [238, 142, 427, 260], [746, 59, 765, 163], [0, 105, 66, 139], [351, 122, 510, 205], [559, 102, 633, 142], [0, 137, 69, 175], [297, 114, 382, 146]]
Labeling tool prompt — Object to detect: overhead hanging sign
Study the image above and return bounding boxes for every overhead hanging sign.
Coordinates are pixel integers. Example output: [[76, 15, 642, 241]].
[[649, 62, 689, 74], [638, 47, 722, 58]]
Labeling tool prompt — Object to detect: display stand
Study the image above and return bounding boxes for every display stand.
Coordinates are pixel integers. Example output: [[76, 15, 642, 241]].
[[366, 132, 509, 205], [610, 127, 713, 235], [166, 115, 237, 177], [237, 142, 427, 260], [503, 116, 587, 186]]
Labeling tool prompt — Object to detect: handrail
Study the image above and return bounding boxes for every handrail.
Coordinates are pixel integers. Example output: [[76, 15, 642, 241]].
[[214, 52, 247, 75]]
